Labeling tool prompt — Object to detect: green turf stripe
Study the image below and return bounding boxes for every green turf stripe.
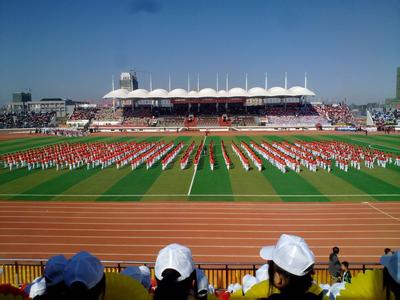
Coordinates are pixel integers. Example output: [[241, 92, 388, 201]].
[[221, 136, 281, 201], [0, 136, 56, 149], [143, 136, 195, 201], [257, 135, 329, 202], [189, 136, 234, 201], [97, 136, 168, 201]]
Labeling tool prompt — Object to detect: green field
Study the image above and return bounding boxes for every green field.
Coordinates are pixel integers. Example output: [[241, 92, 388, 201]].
[[0, 134, 399, 202]]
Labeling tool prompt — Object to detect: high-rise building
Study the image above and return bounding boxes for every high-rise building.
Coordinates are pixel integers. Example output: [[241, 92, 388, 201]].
[[385, 67, 400, 109], [396, 67, 400, 99], [12, 92, 31, 103], [119, 72, 138, 91]]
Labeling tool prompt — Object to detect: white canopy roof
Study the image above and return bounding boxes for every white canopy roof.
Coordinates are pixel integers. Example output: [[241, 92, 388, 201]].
[[103, 89, 129, 99], [103, 86, 315, 99]]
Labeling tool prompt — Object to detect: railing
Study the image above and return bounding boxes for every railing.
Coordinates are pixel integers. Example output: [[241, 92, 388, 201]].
[[0, 259, 381, 288]]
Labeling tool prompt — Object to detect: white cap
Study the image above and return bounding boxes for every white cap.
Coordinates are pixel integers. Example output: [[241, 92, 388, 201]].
[[227, 283, 242, 293], [29, 277, 46, 298], [260, 234, 315, 276], [380, 251, 400, 284], [195, 268, 209, 295], [256, 264, 269, 282], [242, 274, 258, 294], [155, 243, 194, 282], [122, 266, 151, 289]]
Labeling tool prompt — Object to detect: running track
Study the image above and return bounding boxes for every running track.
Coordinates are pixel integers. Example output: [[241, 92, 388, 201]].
[[0, 201, 399, 264]]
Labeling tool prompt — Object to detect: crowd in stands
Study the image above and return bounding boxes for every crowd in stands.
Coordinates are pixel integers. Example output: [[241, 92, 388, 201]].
[[68, 107, 98, 121], [93, 108, 123, 122], [1, 236, 398, 300], [0, 112, 55, 129], [370, 108, 399, 125], [265, 104, 330, 126], [313, 104, 355, 125]]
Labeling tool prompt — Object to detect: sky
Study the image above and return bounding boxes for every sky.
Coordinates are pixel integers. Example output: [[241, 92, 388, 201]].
[[0, 0, 399, 105]]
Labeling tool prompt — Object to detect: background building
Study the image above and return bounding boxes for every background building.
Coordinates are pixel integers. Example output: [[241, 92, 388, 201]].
[[119, 72, 138, 91], [385, 67, 400, 109]]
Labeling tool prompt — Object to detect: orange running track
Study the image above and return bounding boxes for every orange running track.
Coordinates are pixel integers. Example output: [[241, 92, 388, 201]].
[[0, 201, 399, 264]]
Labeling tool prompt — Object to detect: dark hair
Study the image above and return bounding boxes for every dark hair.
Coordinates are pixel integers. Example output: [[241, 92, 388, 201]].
[[45, 281, 68, 300], [383, 267, 400, 300], [268, 261, 314, 297], [384, 248, 392, 255], [332, 247, 340, 254], [154, 269, 195, 300], [342, 261, 349, 269], [67, 274, 105, 300]]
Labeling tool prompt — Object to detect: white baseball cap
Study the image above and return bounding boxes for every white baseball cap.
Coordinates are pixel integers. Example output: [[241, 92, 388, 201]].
[[260, 234, 315, 276], [155, 243, 194, 282], [256, 264, 269, 282], [242, 274, 258, 294], [380, 251, 400, 284]]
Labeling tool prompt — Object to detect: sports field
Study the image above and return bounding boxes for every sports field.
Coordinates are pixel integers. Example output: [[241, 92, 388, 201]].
[[0, 132, 399, 202]]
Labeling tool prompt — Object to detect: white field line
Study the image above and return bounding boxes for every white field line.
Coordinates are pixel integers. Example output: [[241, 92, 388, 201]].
[[1, 193, 400, 197], [0, 214, 398, 221], [2, 209, 400, 216], [0, 227, 398, 234], [1, 201, 399, 207], [1, 220, 399, 226], [187, 135, 206, 195], [1, 234, 399, 241], [2, 242, 400, 249], [0, 252, 383, 259], [365, 202, 400, 222]]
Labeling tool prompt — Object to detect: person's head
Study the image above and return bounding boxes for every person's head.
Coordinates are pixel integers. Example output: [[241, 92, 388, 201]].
[[154, 243, 195, 300], [332, 247, 340, 254], [63, 251, 105, 300], [380, 251, 400, 300], [44, 255, 68, 300], [260, 234, 315, 296], [121, 265, 151, 290], [341, 261, 349, 271], [385, 248, 393, 255]]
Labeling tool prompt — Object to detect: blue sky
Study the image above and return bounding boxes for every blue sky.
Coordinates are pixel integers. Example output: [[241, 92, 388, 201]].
[[0, 0, 399, 105]]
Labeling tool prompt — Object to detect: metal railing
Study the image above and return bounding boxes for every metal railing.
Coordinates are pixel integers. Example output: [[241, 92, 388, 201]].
[[0, 259, 381, 288]]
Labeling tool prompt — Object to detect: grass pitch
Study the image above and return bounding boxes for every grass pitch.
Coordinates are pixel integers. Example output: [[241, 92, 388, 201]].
[[0, 133, 399, 202]]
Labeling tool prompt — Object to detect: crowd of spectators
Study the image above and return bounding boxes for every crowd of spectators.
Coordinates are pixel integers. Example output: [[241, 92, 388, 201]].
[[1, 235, 398, 300], [69, 107, 98, 121], [35, 128, 87, 137], [265, 104, 329, 126], [370, 108, 399, 126], [313, 104, 355, 125], [93, 108, 123, 121], [0, 112, 55, 129]]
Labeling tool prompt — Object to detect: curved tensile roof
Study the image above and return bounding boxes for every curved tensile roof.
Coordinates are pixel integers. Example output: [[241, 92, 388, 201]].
[[103, 86, 315, 99]]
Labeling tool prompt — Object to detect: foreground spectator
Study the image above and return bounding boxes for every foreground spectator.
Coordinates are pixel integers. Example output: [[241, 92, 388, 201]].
[[329, 247, 341, 283], [335, 251, 400, 299], [63, 251, 149, 300], [154, 243, 196, 300], [341, 262, 351, 284], [260, 234, 323, 299]]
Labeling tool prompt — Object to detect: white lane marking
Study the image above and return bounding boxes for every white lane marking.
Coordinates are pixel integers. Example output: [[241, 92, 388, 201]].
[[0, 215, 398, 222], [187, 136, 206, 195], [0, 234, 399, 240], [0, 220, 398, 226], [365, 202, 400, 222], [2, 242, 399, 249]]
